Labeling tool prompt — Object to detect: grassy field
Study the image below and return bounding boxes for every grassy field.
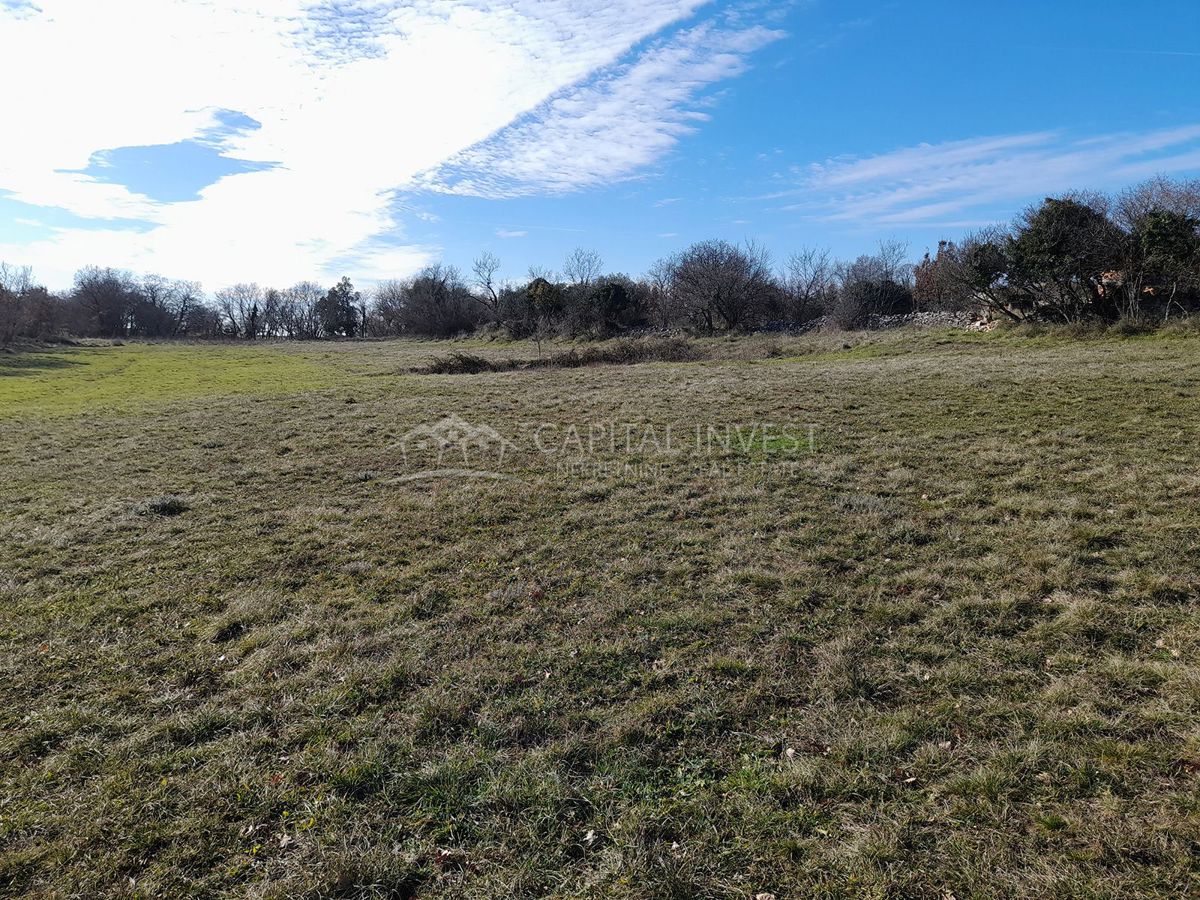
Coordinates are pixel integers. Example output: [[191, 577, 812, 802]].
[[2, 330, 1200, 898]]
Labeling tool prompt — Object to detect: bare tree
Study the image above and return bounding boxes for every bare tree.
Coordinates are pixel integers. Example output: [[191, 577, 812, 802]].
[[783, 247, 833, 322], [170, 281, 204, 336], [140, 275, 169, 311], [874, 238, 912, 283], [371, 280, 407, 335], [73, 267, 140, 337], [0, 262, 34, 344], [645, 257, 679, 329], [281, 281, 324, 339], [214, 283, 263, 338], [471, 250, 502, 313], [1115, 176, 1200, 230], [0, 262, 33, 296], [667, 239, 776, 331], [133, 274, 181, 336], [261, 288, 284, 338], [563, 247, 603, 287]]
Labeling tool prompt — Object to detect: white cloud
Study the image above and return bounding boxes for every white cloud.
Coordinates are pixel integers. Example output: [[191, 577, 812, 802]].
[[495, 229, 527, 239], [417, 19, 784, 198], [781, 126, 1200, 226], [0, 0, 778, 288]]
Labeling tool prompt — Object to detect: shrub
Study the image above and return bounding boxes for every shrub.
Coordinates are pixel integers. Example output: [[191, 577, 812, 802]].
[[416, 337, 699, 374], [138, 495, 190, 517], [546, 336, 698, 367], [418, 352, 519, 375]]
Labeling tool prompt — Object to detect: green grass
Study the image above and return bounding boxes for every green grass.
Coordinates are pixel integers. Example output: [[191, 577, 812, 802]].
[[0, 343, 335, 417], [2, 331, 1200, 897]]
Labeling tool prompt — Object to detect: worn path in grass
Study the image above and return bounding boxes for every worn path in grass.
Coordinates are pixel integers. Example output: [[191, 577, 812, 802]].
[[2, 333, 1199, 898]]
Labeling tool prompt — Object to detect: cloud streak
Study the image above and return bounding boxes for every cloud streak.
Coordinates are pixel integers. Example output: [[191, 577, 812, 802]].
[[780, 126, 1200, 226], [420, 19, 783, 199]]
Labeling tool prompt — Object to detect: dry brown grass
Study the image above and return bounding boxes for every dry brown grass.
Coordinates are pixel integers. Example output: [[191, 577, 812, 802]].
[[2, 329, 1200, 897]]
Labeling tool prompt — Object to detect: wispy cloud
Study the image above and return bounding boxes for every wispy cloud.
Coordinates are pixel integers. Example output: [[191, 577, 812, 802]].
[[418, 19, 784, 198], [495, 229, 527, 239], [1016, 43, 1200, 59], [0, 0, 780, 287], [780, 125, 1200, 226], [289, 0, 398, 63], [0, 0, 41, 19]]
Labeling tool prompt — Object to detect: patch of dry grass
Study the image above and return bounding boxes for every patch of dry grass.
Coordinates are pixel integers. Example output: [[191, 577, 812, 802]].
[[2, 330, 1200, 897]]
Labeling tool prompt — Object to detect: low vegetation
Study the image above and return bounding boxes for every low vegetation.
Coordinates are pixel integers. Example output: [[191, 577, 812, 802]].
[[418, 336, 699, 374], [3, 329, 1200, 896]]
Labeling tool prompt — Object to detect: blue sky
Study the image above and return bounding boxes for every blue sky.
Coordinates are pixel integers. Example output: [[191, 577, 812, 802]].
[[1, 0, 1198, 290]]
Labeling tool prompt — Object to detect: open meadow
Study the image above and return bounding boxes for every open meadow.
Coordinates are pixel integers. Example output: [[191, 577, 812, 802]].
[[3, 330, 1200, 898]]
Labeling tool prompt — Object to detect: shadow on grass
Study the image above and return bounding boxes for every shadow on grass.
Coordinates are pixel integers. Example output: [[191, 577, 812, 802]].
[[0, 353, 86, 377]]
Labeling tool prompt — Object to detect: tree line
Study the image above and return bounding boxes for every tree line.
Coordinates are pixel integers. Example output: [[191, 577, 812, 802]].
[[2, 176, 1197, 344], [916, 175, 1200, 324]]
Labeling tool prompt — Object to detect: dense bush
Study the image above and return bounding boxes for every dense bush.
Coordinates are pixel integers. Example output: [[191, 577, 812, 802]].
[[827, 241, 914, 329], [367, 265, 483, 338], [915, 178, 1200, 324]]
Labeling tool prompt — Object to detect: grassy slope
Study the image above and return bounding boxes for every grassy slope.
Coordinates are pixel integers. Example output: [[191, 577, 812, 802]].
[[1, 333, 1199, 898]]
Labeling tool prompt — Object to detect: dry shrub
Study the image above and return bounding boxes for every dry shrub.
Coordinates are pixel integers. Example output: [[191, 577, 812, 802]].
[[418, 336, 698, 375]]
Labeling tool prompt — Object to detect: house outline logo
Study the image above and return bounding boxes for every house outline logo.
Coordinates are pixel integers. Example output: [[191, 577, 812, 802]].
[[392, 414, 521, 482]]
